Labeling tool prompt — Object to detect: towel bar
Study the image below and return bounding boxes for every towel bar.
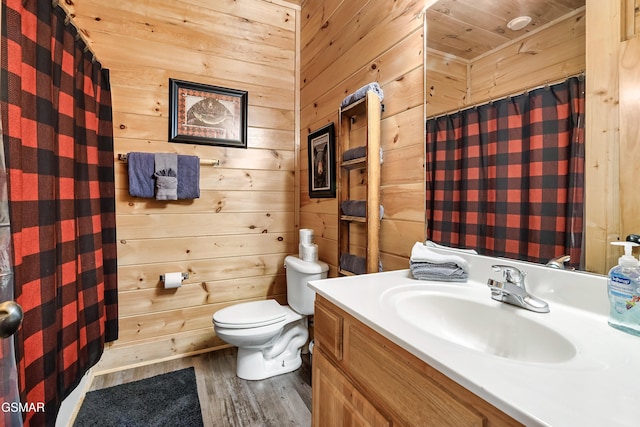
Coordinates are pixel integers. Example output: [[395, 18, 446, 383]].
[[118, 153, 219, 166]]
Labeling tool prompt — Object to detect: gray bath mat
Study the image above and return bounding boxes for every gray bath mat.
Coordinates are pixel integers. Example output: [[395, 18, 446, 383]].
[[73, 367, 203, 427]]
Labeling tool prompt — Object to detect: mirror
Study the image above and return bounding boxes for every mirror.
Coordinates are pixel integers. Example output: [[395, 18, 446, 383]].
[[424, 0, 587, 269]]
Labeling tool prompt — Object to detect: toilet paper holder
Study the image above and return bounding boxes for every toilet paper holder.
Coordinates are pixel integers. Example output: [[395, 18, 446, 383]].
[[159, 272, 189, 281]]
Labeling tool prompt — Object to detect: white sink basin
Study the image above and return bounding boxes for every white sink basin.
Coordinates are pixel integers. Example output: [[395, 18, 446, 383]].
[[309, 261, 636, 426], [382, 285, 576, 363]]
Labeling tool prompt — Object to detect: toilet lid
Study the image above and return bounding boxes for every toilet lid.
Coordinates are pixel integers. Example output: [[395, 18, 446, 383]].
[[213, 300, 287, 329]]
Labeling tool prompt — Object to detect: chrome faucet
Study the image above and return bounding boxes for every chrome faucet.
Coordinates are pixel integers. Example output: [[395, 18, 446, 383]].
[[546, 255, 572, 269], [487, 265, 549, 313]]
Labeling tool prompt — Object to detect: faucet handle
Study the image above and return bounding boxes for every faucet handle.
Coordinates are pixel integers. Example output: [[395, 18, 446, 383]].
[[546, 255, 571, 269], [491, 265, 526, 286]]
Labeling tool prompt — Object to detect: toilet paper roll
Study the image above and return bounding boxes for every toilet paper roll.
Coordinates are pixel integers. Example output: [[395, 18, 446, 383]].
[[163, 272, 183, 289], [299, 228, 315, 245], [300, 243, 318, 262]]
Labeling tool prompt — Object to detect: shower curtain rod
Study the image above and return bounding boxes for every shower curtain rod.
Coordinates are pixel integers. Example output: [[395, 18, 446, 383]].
[[52, 0, 98, 62], [427, 71, 585, 121]]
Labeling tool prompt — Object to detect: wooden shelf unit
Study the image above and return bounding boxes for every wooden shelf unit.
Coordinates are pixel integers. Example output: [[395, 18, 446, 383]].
[[337, 91, 382, 276]]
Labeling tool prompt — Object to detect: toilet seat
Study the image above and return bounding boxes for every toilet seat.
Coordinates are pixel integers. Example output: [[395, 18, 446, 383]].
[[213, 299, 287, 329]]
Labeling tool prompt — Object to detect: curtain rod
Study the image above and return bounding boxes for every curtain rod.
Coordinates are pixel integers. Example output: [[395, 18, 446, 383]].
[[427, 72, 585, 121], [117, 153, 221, 167], [52, 0, 98, 63]]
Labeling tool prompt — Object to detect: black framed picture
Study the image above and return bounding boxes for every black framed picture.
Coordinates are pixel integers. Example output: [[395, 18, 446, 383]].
[[169, 78, 248, 148], [308, 123, 336, 198]]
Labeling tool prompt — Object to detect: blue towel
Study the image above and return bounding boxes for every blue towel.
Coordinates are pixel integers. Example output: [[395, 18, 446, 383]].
[[127, 152, 155, 198], [127, 152, 200, 199], [177, 155, 200, 199], [340, 82, 384, 109]]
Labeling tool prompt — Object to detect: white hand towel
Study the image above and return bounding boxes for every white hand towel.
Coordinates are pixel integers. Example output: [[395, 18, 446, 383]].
[[425, 240, 478, 254], [410, 242, 470, 273]]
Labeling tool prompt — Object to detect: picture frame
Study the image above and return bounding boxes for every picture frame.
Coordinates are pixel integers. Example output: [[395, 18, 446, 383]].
[[169, 78, 248, 148], [307, 123, 336, 198]]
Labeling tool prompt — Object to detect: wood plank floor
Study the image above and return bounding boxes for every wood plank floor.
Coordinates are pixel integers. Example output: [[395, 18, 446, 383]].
[[85, 348, 313, 426]]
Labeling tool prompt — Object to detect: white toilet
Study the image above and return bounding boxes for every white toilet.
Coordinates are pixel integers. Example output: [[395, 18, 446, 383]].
[[212, 255, 329, 380]]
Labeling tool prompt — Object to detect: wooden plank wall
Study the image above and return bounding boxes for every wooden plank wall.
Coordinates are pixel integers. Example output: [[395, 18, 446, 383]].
[[300, 0, 427, 275], [619, 36, 640, 257], [615, 0, 640, 270], [584, 0, 621, 273], [425, 49, 468, 116], [61, 0, 300, 371], [428, 8, 586, 118], [469, 8, 585, 105], [585, 0, 640, 274]]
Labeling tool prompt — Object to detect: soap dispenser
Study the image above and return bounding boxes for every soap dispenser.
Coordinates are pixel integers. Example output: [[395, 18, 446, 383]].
[[607, 241, 640, 336]]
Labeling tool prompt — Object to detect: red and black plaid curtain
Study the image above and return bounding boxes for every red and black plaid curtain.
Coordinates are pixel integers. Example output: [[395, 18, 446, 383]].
[[426, 76, 585, 267], [1, 0, 118, 425]]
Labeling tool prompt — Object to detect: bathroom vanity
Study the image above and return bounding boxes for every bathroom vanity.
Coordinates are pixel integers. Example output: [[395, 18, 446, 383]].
[[308, 250, 640, 426], [312, 295, 520, 426]]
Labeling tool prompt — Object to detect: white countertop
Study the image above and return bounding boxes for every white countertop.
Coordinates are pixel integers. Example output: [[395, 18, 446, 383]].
[[308, 251, 640, 427]]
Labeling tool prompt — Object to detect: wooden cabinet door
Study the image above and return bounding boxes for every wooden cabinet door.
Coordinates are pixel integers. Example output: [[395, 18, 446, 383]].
[[312, 350, 391, 427], [314, 298, 343, 361]]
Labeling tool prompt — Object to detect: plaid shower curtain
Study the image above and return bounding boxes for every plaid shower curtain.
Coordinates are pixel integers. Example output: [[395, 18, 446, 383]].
[[426, 77, 585, 267], [1, 0, 118, 425]]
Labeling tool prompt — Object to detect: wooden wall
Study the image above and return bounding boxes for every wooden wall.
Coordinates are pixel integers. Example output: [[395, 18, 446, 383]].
[[468, 8, 585, 106], [61, 0, 300, 371], [427, 8, 586, 118], [586, 0, 640, 273], [299, 0, 427, 275]]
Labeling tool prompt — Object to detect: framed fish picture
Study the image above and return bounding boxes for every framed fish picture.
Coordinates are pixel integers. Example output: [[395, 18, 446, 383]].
[[169, 79, 248, 148]]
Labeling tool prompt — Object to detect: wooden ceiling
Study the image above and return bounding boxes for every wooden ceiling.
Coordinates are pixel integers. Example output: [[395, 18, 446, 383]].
[[426, 0, 585, 60]]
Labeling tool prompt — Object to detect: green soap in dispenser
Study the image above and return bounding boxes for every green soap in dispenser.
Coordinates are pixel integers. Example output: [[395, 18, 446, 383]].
[[607, 241, 640, 336]]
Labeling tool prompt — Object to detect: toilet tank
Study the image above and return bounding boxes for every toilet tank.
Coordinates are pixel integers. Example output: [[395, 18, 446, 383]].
[[285, 255, 329, 315]]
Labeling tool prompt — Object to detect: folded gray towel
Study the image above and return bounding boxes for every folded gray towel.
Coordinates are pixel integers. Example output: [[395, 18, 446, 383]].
[[343, 146, 367, 162], [342, 146, 384, 164], [341, 200, 366, 217], [154, 153, 178, 200], [340, 253, 382, 275], [128, 152, 155, 198], [410, 260, 468, 282], [340, 200, 384, 219], [410, 242, 470, 272], [340, 82, 384, 109], [340, 253, 366, 275]]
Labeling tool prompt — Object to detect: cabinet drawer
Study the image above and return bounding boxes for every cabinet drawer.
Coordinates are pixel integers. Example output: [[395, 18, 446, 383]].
[[314, 297, 343, 361]]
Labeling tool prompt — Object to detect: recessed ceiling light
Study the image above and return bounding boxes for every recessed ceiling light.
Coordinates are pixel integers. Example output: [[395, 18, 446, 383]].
[[507, 15, 532, 31]]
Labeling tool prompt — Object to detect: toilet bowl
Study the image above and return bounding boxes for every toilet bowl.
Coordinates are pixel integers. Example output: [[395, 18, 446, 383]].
[[212, 255, 328, 380]]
